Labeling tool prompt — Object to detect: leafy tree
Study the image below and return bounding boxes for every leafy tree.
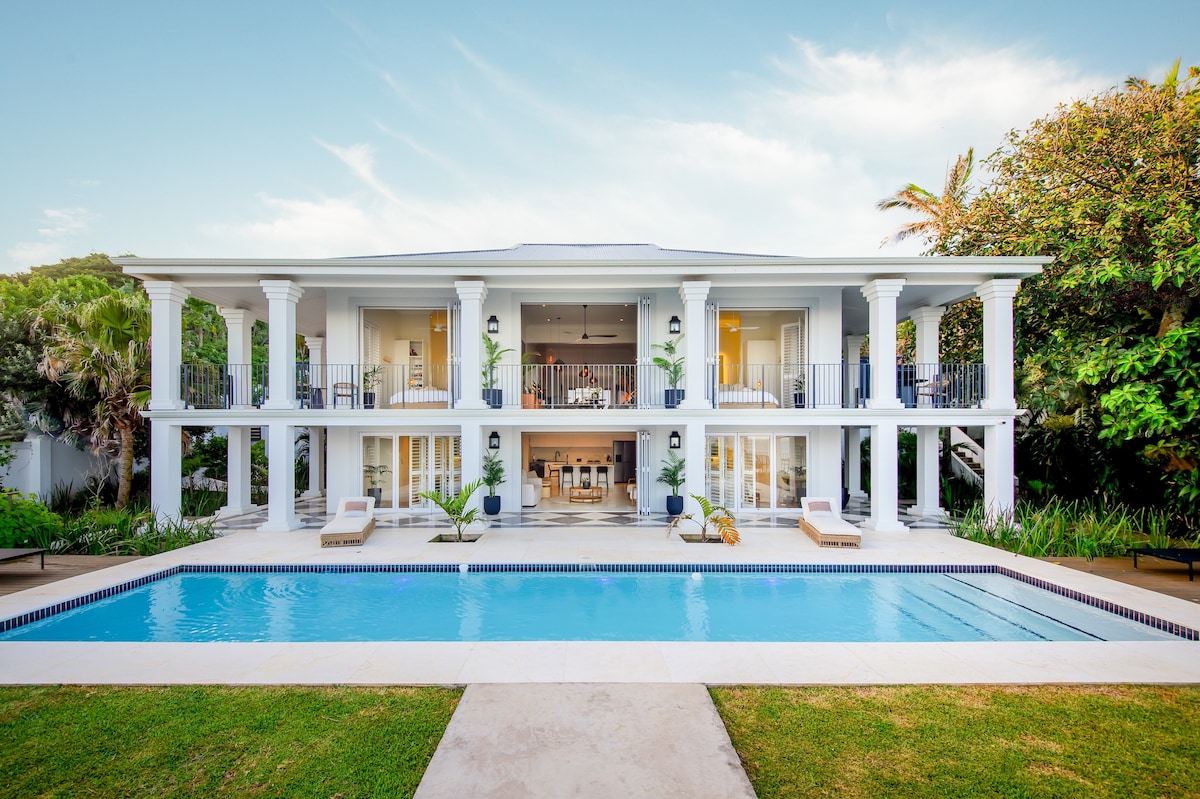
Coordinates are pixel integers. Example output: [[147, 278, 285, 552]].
[[32, 290, 152, 508], [935, 62, 1200, 517], [0, 273, 116, 440]]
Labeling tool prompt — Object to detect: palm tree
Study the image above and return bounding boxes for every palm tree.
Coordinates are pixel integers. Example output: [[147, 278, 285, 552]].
[[876, 148, 974, 250], [33, 290, 151, 508]]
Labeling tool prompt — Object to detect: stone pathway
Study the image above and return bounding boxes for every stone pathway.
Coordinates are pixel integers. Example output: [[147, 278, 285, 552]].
[[413, 683, 756, 799]]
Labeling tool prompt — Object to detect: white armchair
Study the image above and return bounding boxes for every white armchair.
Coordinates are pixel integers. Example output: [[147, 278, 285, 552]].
[[522, 471, 541, 507]]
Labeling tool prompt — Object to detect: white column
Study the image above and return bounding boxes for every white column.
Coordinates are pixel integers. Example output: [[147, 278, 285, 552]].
[[302, 427, 324, 499], [151, 422, 182, 521], [683, 424, 706, 504], [861, 279, 905, 409], [911, 306, 946, 517], [218, 308, 256, 407], [460, 421, 483, 512], [221, 426, 255, 516], [984, 419, 1016, 518], [677, 280, 711, 409], [259, 280, 303, 410], [324, 428, 354, 514], [846, 427, 866, 500], [304, 335, 325, 409], [144, 281, 189, 411], [259, 423, 301, 531], [861, 422, 907, 533], [455, 281, 488, 410], [844, 334, 866, 408], [976, 279, 1021, 410]]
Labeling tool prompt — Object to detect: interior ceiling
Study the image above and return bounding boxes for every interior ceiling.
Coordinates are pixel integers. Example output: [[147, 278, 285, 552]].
[[522, 304, 637, 345]]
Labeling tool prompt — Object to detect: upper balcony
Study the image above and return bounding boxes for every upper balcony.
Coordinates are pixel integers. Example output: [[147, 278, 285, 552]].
[[179, 361, 985, 411]]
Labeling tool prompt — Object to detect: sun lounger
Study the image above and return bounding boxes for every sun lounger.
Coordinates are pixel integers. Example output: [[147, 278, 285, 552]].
[[0, 548, 47, 569], [1132, 547, 1199, 581], [799, 497, 861, 548], [320, 496, 376, 547]]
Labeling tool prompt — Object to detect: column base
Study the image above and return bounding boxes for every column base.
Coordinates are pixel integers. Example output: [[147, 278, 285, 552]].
[[299, 489, 325, 500], [455, 399, 490, 410], [218, 503, 260, 518], [258, 518, 305, 532], [908, 505, 946, 519], [859, 518, 909, 534]]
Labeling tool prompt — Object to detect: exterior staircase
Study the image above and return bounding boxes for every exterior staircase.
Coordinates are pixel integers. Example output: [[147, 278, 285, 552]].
[[949, 426, 984, 487]]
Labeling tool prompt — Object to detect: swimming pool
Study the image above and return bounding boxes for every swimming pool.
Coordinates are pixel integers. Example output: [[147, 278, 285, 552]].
[[2, 564, 1192, 643]]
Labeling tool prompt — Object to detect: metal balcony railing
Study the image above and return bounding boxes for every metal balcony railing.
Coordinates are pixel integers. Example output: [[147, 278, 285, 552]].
[[178, 361, 986, 411]]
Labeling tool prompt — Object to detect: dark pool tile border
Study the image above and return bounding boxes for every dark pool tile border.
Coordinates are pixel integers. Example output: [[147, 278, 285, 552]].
[[3, 563, 1197, 641]]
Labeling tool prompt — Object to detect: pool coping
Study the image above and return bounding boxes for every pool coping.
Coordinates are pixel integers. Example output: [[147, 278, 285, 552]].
[[1, 526, 1198, 685]]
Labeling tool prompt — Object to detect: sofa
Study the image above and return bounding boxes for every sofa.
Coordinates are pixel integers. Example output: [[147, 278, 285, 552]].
[[522, 471, 541, 507]]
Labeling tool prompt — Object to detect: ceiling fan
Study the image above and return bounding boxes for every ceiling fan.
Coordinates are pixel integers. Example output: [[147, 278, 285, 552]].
[[569, 305, 618, 342], [723, 322, 760, 332], [429, 312, 446, 332]]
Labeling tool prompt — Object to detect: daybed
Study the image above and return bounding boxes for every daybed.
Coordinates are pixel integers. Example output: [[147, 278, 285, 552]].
[[0, 548, 46, 569], [1132, 547, 1199, 581], [716, 384, 780, 408], [799, 497, 861, 548], [389, 387, 452, 408], [320, 496, 376, 547]]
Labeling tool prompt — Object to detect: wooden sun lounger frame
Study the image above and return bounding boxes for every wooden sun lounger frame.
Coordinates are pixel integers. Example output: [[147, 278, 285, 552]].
[[320, 497, 376, 547], [798, 497, 861, 549]]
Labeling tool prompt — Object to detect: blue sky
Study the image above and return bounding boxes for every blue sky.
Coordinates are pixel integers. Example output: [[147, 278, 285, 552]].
[[2, 1, 1196, 272]]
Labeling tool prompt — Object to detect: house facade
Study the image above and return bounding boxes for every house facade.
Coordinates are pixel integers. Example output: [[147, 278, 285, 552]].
[[117, 244, 1047, 532]]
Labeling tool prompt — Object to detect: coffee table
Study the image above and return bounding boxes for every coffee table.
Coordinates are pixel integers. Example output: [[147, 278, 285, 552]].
[[568, 487, 602, 503]]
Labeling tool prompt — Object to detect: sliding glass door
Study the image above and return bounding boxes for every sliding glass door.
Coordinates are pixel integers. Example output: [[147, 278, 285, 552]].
[[705, 434, 806, 511], [361, 433, 460, 509]]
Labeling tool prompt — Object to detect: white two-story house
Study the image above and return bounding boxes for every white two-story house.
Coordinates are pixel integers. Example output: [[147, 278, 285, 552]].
[[117, 244, 1046, 533]]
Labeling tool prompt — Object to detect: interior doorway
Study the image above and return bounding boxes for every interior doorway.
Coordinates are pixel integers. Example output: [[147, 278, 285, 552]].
[[522, 431, 638, 510]]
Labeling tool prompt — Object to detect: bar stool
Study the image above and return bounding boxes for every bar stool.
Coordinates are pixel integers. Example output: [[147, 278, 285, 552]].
[[595, 466, 610, 494], [560, 465, 574, 490]]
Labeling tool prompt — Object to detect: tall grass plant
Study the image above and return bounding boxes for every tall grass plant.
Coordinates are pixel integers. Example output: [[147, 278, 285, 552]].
[[948, 497, 1180, 559]]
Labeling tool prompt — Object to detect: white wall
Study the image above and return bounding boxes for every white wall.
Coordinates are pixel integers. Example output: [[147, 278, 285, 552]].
[[0, 435, 114, 501]]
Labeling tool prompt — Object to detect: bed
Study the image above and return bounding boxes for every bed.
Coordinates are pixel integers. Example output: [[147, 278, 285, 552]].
[[715, 386, 780, 408], [389, 387, 452, 408]]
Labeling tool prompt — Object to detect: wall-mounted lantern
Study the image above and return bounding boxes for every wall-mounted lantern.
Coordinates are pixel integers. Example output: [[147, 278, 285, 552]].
[[668, 315, 681, 335], [488, 431, 500, 449], [487, 315, 500, 334], [668, 430, 681, 449]]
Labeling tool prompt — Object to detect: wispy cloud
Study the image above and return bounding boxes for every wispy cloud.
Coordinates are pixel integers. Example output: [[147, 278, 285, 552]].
[[7, 207, 99, 270], [219, 38, 1110, 259]]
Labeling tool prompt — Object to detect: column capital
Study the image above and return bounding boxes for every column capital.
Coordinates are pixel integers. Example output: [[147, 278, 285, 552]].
[[217, 306, 257, 326], [975, 278, 1022, 303], [679, 280, 711, 303], [910, 305, 947, 325], [455, 280, 488, 303], [143, 280, 190, 304], [303, 335, 324, 350], [860, 279, 905, 303], [260, 279, 304, 303]]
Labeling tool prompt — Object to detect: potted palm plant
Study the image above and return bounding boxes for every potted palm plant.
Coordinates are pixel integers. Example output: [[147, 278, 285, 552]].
[[666, 494, 741, 545], [792, 375, 806, 409], [521, 353, 543, 408], [652, 335, 685, 408], [657, 450, 686, 515], [420, 478, 484, 542], [362, 463, 391, 502], [482, 451, 506, 515], [361, 364, 384, 409], [482, 334, 513, 409]]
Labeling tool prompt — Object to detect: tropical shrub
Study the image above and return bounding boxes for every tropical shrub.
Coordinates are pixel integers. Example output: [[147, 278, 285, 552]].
[[0, 492, 63, 547]]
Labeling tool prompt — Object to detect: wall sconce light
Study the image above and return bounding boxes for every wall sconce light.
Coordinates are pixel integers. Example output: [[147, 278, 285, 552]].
[[668, 315, 681, 335], [488, 431, 500, 449], [668, 430, 681, 449], [486, 315, 500, 334]]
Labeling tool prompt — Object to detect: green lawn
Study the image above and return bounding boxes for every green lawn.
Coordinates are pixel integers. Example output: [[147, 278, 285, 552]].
[[712, 685, 1200, 799], [0, 685, 461, 799]]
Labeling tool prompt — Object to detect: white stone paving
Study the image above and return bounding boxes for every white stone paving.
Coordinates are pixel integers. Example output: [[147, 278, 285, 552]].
[[1, 524, 1198, 685]]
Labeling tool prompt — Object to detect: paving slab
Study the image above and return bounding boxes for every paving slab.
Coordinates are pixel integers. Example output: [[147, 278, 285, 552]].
[[413, 683, 756, 799]]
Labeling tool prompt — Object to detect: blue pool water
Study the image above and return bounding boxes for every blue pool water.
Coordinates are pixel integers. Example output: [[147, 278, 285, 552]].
[[0, 567, 1183, 643]]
